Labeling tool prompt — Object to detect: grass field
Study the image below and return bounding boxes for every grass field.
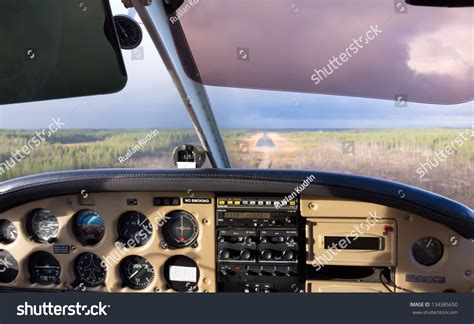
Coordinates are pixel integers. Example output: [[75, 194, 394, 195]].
[[0, 128, 472, 207]]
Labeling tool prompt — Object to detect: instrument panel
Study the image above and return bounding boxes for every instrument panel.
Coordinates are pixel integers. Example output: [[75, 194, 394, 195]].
[[0, 192, 216, 292], [0, 192, 472, 293]]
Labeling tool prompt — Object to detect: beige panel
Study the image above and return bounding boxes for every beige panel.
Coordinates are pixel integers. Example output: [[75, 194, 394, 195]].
[[306, 218, 397, 267], [306, 280, 389, 293], [301, 197, 474, 293], [0, 192, 216, 293]]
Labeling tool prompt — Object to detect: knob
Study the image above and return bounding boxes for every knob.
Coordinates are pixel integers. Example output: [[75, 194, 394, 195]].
[[240, 249, 252, 260], [218, 236, 225, 243], [285, 216, 294, 224], [260, 236, 268, 243], [261, 250, 273, 260], [245, 237, 253, 244], [283, 249, 295, 261], [287, 236, 296, 244], [219, 249, 231, 260]]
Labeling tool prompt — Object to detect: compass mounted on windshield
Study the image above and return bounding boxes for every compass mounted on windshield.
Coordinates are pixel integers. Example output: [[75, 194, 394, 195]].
[[114, 15, 143, 50]]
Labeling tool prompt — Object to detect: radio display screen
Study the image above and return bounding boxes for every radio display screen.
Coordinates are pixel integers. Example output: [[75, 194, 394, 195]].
[[224, 212, 271, 219], [324, 236, 382, 250]]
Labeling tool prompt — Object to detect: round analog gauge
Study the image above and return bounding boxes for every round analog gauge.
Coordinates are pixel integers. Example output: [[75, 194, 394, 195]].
[[28, 251, 61, 285], [0, 250, 19, 283], [118, 211, 152, 247], [162, 211, 199, 248], [412, 237, 444, 266], [0, 219, 18, 244], [72, 210, 105, 246], [119, 255, 155, 290], [26, 209, 59, 243], [74, 252, 107, 288], [114, 15, 143, 50]]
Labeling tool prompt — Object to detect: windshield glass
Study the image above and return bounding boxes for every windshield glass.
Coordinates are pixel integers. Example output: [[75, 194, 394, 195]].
[[176, 0, 473, 104], [0, 1, 472, 208]]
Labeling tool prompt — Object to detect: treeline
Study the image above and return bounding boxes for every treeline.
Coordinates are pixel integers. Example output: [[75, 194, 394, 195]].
[[0, 129, 199, 180]]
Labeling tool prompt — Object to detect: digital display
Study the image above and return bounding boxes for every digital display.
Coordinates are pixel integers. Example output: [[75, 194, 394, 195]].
[[324, 236, 382, 250], [224, 212, 271, 219]]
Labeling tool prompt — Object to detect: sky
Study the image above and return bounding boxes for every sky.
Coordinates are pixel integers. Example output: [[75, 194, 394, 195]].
[[0, 0, 472, 130]]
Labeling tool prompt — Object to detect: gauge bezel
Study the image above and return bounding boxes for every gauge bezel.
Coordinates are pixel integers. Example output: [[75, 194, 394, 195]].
[[26, 209, 59, 244], [72, 209, 106, 246], [119, 255, 155, 290], [117, 211, 152, 247], [113, 14, 143, 50], [0, 250, 19, 283], [163, 255, 200, 292], [162, 210, 199, 249], [0, 219, 18, 244], [28, 251, 61, 285], [74, 252, 107, 288], [412, 236, 444, 266]]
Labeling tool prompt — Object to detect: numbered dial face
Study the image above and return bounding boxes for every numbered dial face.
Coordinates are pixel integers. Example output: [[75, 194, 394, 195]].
[[0, 220, 18, 244], [162, 211, 199, 248], [73, 210, 105, 246], [119, 255, 155, 290], [118, 212, 152, 247], [28, 251, 61, 285], [27, 209, 59, 243], [74, 253, 107, 288], [114, 15, 143, 50], [412, 237, 444, 266]]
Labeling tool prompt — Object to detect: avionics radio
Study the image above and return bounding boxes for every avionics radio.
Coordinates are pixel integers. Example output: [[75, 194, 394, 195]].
[[216, 197, 304, 292], [306, 218, 397, 267]]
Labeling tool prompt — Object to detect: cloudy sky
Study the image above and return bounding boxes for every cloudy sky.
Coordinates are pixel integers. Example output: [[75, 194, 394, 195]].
[[0, 0, 472, 130]]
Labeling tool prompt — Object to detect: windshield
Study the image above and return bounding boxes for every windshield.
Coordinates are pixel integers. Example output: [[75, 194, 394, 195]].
[[0, 1, 472, 208], [176, 0, 473, 104]]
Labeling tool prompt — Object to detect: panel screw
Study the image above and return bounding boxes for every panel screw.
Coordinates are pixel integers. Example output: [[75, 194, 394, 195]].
[[308, 202, 318, 210]]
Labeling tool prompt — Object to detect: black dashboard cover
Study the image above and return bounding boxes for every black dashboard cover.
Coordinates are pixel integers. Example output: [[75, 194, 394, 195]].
[[0, 169, 472, 239]]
